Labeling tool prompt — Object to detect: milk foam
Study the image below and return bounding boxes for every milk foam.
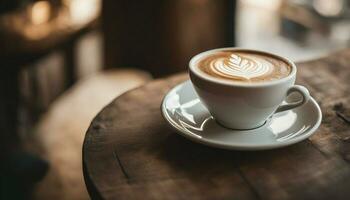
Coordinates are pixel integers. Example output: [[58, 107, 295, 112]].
[[210, 54, 273, 80], [196, 50, 292, 82]]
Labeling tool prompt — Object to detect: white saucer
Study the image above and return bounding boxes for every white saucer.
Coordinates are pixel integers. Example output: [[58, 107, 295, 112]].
[[161, 80, 322, 150]]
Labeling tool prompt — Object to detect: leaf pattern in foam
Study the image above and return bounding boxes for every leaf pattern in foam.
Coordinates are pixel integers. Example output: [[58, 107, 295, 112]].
[[213, 54, 272, 79]]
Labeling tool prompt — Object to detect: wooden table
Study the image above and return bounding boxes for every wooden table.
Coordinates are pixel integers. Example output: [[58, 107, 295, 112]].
[[0, 4, 98, 198], [83, 50, 350, 200], [0, 2, 98, 153]]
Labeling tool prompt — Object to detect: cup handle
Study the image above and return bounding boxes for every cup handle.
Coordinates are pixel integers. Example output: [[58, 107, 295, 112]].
[[275, 85, 310, 113]]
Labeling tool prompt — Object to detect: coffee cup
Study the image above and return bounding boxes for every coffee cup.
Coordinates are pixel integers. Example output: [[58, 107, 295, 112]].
[[189, 48, 310, 130]]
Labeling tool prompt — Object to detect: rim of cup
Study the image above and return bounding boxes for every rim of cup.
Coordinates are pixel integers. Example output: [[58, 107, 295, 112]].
[[189, 47, 297, 88]]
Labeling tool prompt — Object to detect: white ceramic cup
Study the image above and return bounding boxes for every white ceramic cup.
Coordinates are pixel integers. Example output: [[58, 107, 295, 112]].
[[189, 48, 310, 130]]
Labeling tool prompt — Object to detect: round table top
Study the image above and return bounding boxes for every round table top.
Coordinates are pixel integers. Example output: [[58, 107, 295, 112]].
[[83, 50, 350, 200]]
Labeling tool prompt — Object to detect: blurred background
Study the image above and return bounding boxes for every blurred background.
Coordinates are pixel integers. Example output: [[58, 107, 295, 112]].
[[0, 0, 349, 199]]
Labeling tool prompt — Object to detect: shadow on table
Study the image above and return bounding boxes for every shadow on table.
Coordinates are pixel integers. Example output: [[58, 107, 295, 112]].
[[156, 131, 309, 174]]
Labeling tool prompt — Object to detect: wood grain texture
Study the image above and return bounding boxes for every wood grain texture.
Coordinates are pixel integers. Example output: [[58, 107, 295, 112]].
[[83, 49, 350, 200]]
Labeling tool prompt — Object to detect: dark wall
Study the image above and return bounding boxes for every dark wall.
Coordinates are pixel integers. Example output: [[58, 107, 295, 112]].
[[103, 0, 236, 77]]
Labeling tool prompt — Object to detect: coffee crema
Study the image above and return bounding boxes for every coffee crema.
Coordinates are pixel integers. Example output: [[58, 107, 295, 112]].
[[195, 50, 292, 83]]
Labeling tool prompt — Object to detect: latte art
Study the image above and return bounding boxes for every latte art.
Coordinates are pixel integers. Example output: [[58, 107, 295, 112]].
[[210, 54, 273, 80], [196, 50, 292, 83]]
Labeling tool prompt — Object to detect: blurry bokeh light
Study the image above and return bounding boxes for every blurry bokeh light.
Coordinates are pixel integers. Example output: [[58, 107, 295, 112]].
[[242, 0, 282, 11], [313, 0, 344, 17], [31, 1, 51, 25], [64, 0, 100, 25]]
